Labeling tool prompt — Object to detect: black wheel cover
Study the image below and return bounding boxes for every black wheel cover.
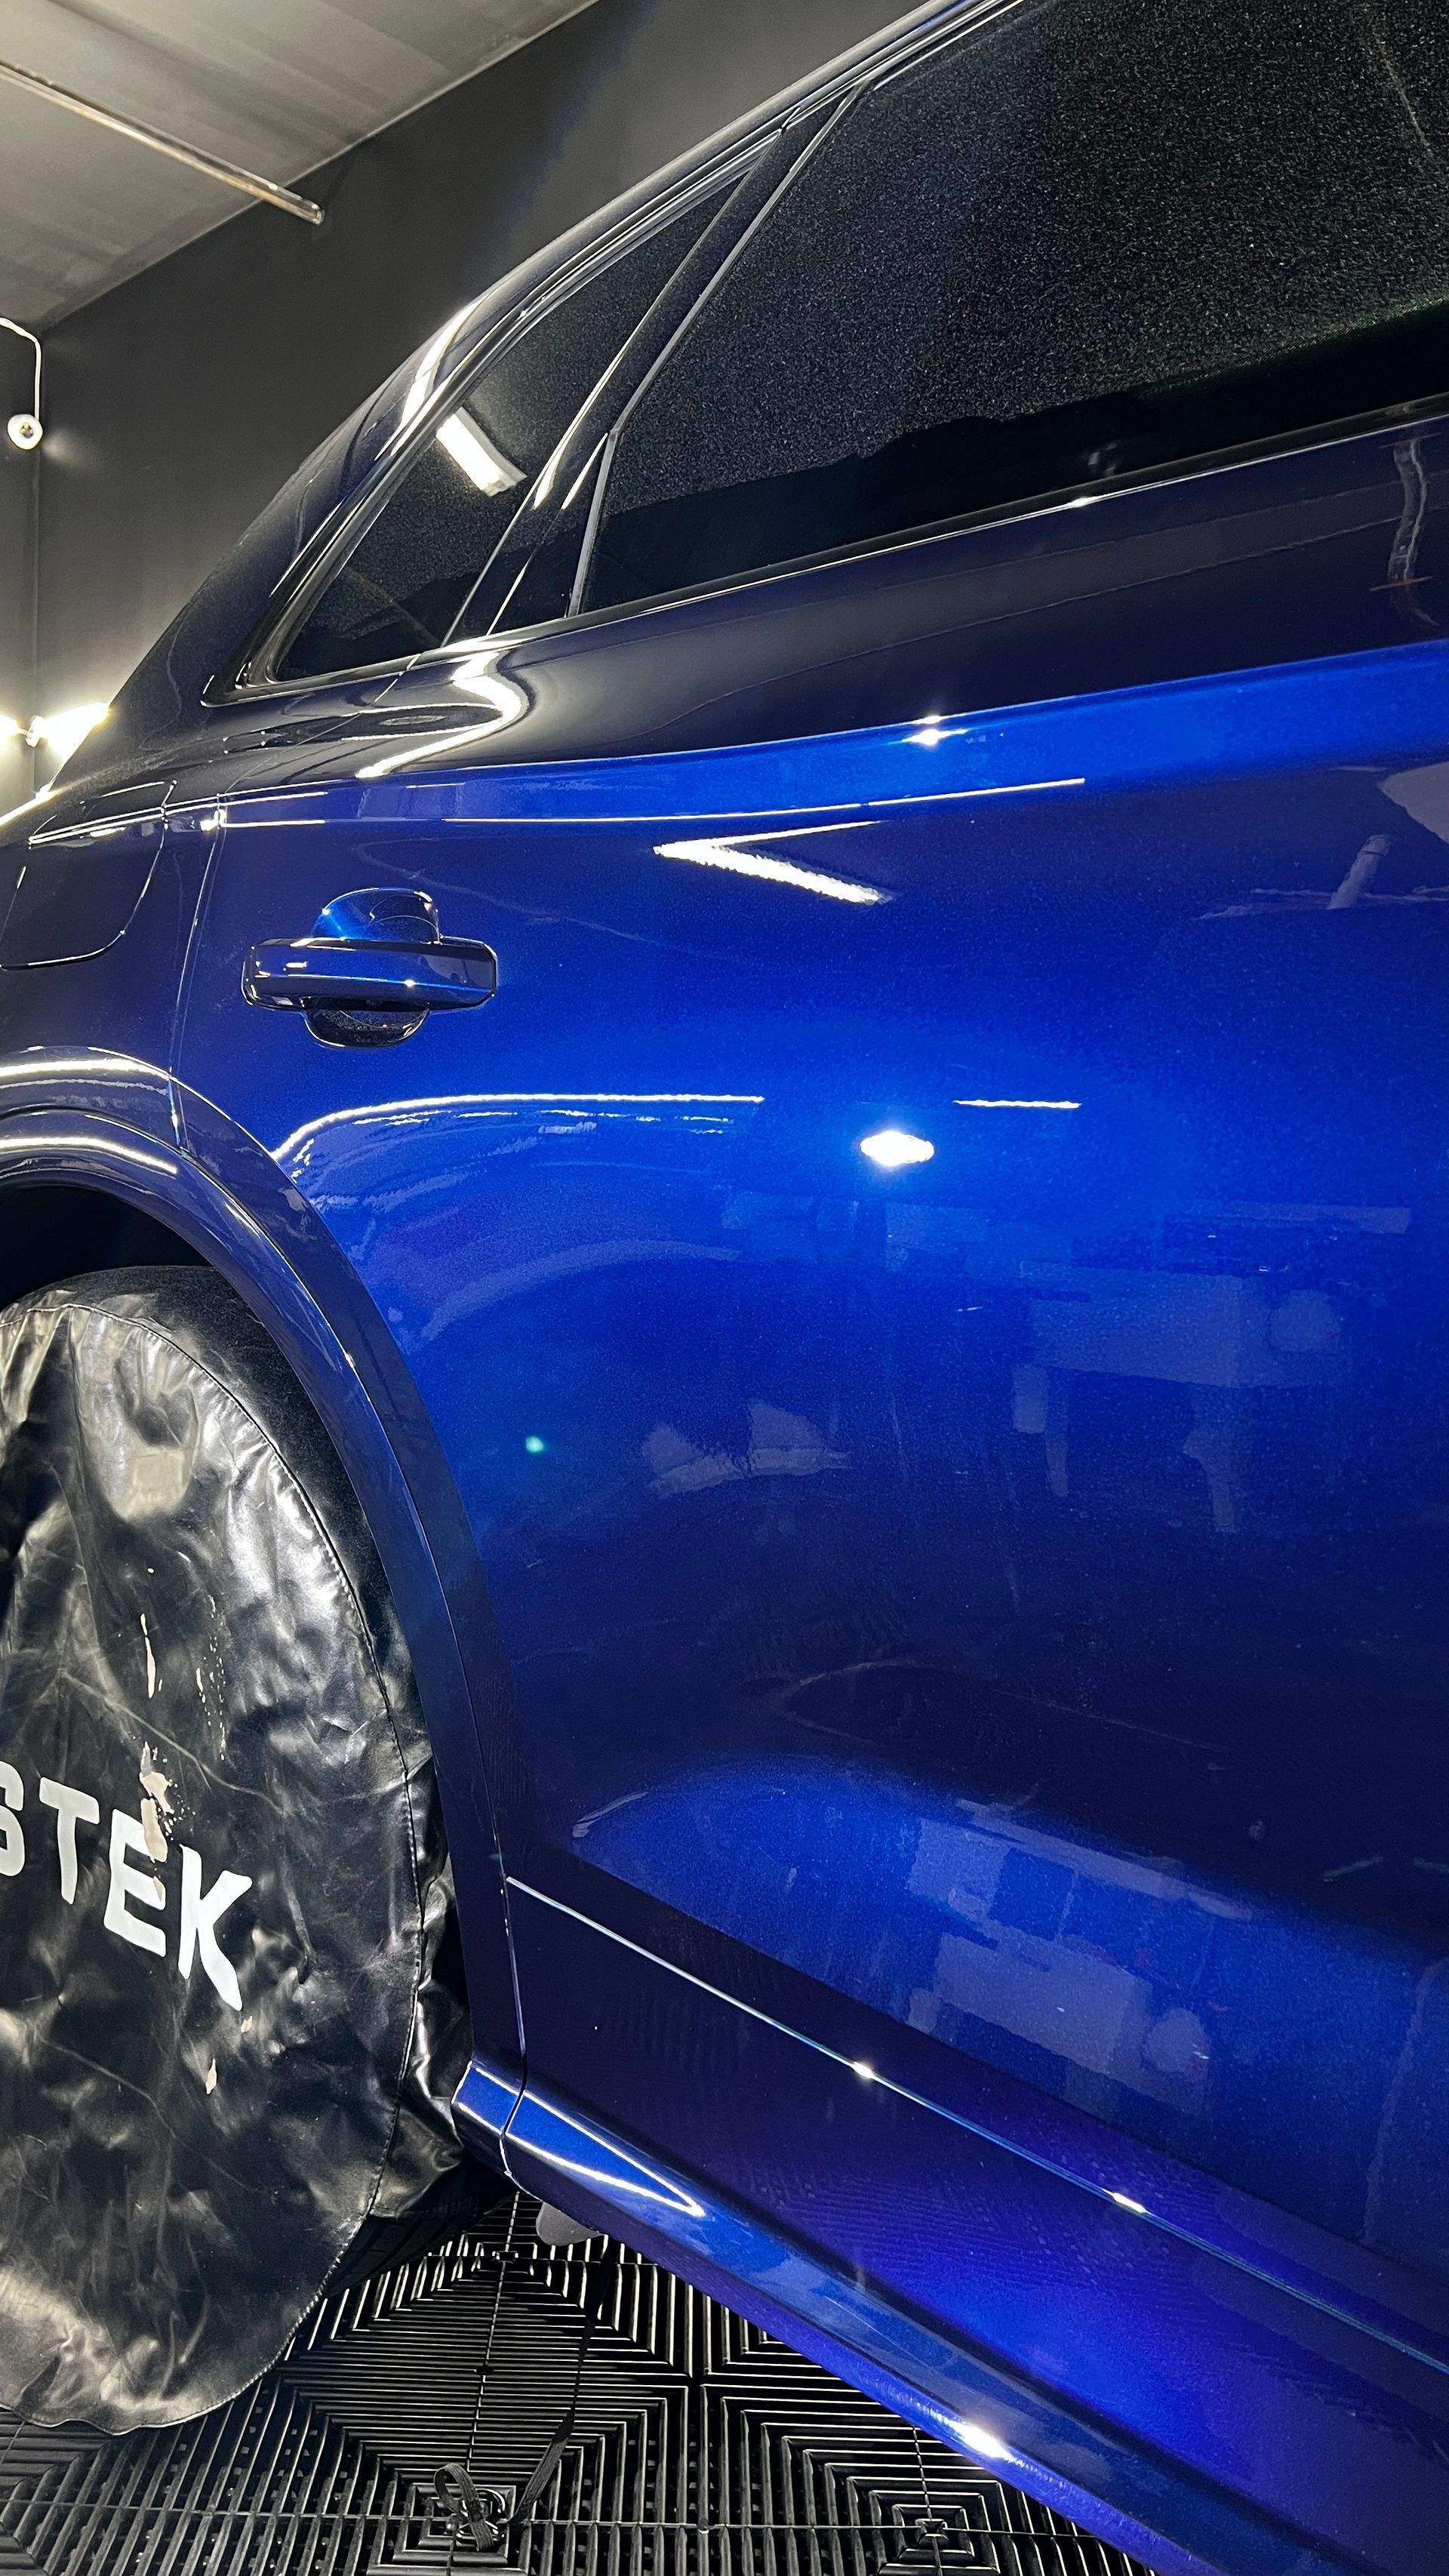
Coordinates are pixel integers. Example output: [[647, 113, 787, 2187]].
[[0, 1269, 464, 2430]]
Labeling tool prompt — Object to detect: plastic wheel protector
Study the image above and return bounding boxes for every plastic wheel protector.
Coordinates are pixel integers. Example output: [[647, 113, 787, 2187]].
[[0, 1270, 466, 2430]]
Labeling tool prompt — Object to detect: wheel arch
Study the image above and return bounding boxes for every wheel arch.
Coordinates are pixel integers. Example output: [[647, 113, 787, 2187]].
[[0, 1112, 524, 2101]]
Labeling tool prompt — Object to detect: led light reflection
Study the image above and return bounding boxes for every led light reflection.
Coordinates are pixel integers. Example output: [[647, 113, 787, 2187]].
[[1109, 2191, 1149, 2215], [0, 1050, 152, 1082], [436, 411, 523, 494], [274, 1091, 762, 1166], [872, 775, 1085, 805], [356, 650, 527, 777], [396, 305, 480, 437], [956, 1097, 1080, 1112], [0, 1132, 175, 1174], [860, 1129, 934, 1170], [657, 836, 886, 903], [954, 2421, 1012, 2465]]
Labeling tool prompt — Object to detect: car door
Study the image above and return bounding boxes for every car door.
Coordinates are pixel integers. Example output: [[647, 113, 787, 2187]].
[[176, 5, 1449, 2568]]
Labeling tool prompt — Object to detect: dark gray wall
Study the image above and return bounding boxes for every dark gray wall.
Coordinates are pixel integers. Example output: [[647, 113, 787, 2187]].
[[18, 0, 896, 754], [0, 337, 37, 808]]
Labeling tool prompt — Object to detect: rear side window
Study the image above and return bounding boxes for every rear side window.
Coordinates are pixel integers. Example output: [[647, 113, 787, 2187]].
[[275, 192, 726, 682], [586, 0, 1449, 614]]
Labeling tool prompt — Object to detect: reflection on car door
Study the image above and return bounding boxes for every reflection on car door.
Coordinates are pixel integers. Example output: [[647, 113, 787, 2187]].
[[174, 2, 1449, 2561], [171, 632, 1449, 2542]]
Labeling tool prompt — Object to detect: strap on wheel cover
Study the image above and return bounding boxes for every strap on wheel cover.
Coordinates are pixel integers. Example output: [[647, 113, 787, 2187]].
[[0, 1269, 467, 2430]]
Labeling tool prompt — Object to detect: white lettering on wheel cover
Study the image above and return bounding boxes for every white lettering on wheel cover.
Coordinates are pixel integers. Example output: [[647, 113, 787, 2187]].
[[2, 1764, 253, 2011]]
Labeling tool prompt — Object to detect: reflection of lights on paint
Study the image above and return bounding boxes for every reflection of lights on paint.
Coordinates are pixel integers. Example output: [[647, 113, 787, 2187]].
[[956, 1097, 1080, 1111], [396, 305, 479, 435], [955, 2421, 1011, 2464], [1109, 2191, 1148, 2215], [851, 2060, 876, 2081], [436, 411, 523, 494], [272, 1091, 763, 1167], [356, 650, 527, 776], [657, 836, 886, 904], [525, 1435, 548, 1455], [860, 1129, 934, 1170]]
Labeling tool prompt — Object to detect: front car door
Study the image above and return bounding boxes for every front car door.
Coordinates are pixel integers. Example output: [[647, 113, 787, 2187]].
[[175, 5, 1449, 2570]]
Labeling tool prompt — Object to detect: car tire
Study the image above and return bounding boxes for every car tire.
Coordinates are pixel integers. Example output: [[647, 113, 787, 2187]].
[[0, 1265, 469, 2430]]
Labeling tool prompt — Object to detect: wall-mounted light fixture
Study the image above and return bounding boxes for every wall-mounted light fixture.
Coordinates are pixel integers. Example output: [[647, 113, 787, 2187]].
[[0, 706, 109, 764], [0, 317, 42, 451], [30, 704, 109, 762]]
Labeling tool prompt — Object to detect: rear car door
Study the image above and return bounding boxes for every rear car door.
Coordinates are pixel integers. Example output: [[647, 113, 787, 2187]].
[[176, 6, 1449, 2568]]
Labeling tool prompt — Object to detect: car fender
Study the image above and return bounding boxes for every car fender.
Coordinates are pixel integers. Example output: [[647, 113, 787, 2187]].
[[0, 1093, 525, 2103]]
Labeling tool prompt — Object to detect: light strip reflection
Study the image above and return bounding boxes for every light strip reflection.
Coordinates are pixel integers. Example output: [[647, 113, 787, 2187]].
[[657, 836, 887, 903], [954, 2421, 1014, 2466], [956, 1097, 1080, 1111], [356, 653, 528, 778], [0, 1131, 175, 1173], [436, 411, 523, 494], [274, 1091, 762, 1165]]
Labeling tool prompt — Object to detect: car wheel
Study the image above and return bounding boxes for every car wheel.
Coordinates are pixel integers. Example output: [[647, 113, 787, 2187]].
[[0, 1265, 467, 2430]]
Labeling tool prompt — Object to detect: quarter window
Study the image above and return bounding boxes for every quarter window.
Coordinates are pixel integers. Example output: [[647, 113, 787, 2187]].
[[586, 0, 1449, 613], [275, 191, 728, 682]]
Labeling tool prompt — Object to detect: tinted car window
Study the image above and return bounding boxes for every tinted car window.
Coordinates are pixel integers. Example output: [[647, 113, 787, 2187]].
[[275, 193, 726, 682], [586, 0, 1449, 613]]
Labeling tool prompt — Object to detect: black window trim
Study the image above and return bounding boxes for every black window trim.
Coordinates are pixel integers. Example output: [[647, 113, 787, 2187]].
[[211, 0, 1006, 705], [561, 95, 854, 624], [213, 143, 765, 702], [432, 114, 842, 651]]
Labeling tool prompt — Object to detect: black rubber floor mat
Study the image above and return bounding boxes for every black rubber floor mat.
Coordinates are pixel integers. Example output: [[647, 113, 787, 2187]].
[[0, 2190, 1153, 2576]]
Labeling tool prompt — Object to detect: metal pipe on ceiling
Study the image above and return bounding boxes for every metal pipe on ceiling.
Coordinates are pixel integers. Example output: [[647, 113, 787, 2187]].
[[0, 55, 324, 225]]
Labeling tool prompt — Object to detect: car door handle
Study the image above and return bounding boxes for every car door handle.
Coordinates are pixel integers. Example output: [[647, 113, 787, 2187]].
[[242, 934, 497, 1014]]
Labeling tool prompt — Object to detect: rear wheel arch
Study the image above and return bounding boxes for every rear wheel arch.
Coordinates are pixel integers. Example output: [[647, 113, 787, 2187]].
[[0, 1137, 524, 2097]]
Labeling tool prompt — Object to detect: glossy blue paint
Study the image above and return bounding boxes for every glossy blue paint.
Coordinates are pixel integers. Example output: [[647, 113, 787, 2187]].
[[156, 636, 1449, 2572], [8, 9, 1449, 2565], [457, 2039, 1426, 2576]]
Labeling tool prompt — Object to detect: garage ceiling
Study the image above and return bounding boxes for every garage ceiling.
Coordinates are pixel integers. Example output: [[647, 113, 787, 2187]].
[[0, 0, 598, 324]]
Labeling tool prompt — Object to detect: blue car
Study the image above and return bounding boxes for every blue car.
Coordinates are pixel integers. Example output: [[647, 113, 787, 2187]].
[[5, 0, 1449, 2565]]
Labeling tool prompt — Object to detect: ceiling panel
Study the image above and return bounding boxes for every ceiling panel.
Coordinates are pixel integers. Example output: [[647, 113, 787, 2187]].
[[0, 0, 598, 322]]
